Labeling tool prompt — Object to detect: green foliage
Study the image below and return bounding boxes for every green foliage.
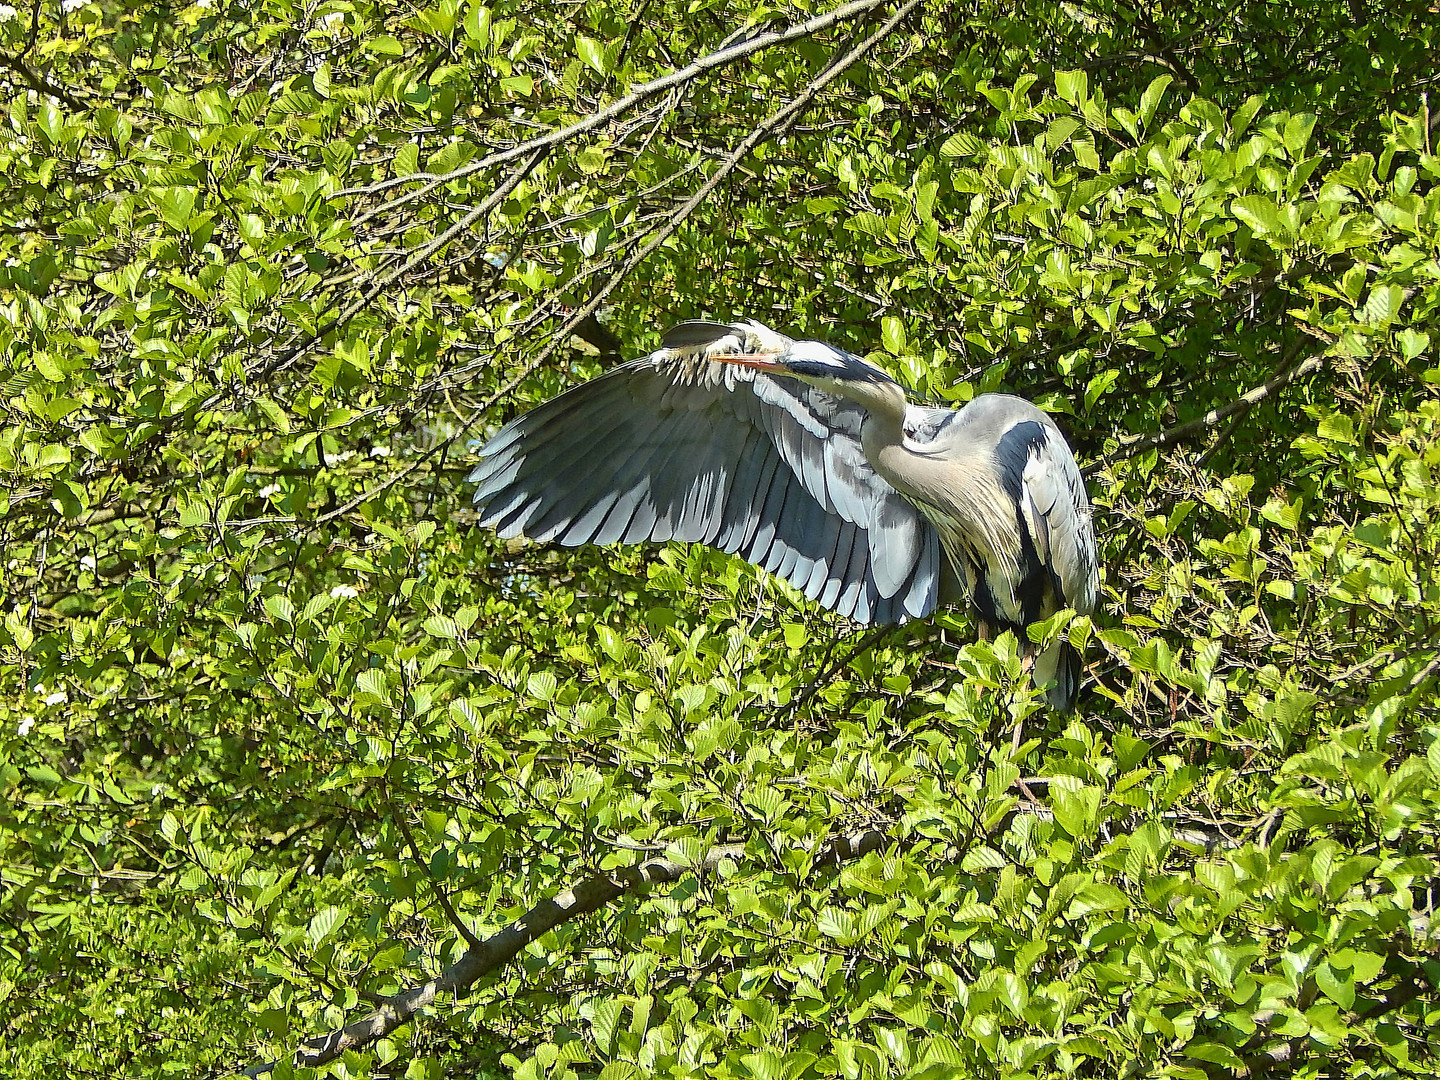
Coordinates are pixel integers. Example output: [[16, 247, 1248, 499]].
[[2, 0, 1438, 1077]]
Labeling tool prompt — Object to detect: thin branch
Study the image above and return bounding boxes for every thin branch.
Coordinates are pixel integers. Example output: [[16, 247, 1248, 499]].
[[1086, 348, 1324, 475], [329, 0, 891, 213], [253, 145, 550, 385], [1118, 0, 1203, 96], [793, 625, 894, 709], [286, 0, 922, 531], [391, 808, 482, 952], [242, 829, 894, 1076], [1355, 974, 1428, 1020], [1405, 651, 1440, 692], [254, 2, 896, 394], [0, 49, 86, 111]]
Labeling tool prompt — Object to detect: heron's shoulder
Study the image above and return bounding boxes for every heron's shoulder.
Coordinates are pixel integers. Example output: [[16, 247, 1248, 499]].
[[904, 393, 1054, 446], [959, 393, 1074, 443]]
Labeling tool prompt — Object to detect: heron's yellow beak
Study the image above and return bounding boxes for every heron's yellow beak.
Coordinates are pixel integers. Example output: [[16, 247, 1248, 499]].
[[715, 353, 788, 373]]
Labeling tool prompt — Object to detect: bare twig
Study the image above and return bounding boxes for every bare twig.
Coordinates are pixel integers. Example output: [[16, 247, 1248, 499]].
[[253, 145, 550, 385], [1117, 0, 1202, 96], [391, 807, 482, 952], [249, 0, 923, 532], [329, 0, 891, 214]]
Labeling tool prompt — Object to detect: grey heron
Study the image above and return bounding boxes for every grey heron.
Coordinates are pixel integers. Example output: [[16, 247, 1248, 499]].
[[469, 319, 1098, 708]]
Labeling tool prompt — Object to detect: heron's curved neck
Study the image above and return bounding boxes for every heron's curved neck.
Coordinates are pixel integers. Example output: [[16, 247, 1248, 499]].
[[840, 380, 906, 440], [854, 384, 958, 511], [850, 379, 909, 470]]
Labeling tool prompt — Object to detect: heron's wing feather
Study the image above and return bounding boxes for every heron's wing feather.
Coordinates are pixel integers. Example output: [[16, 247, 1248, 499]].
[[1020, 427, 1098, 616], [470, 327, 939, 623]]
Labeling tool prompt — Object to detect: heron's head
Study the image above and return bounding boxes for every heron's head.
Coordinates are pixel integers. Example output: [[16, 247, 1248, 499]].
[[716, 339, 908, 420], [718, 339, 904, 399]]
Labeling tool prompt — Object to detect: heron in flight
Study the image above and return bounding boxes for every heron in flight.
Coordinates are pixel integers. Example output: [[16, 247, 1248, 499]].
[[470, 319, 1097, 708]]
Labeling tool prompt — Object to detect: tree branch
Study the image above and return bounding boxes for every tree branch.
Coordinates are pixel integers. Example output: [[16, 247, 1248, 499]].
[[242, 829, 894, 1076], [391, 806, 483, 952], [282, 0, 923, 532], [251, 144, 550, 386], [329, 0, 892, 214], [0, 49, 86, 111], [1086, 348, 1324, 475]]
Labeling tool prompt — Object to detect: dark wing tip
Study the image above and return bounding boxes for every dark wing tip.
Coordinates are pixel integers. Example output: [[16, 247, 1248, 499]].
[[660, 321, 742, 351]]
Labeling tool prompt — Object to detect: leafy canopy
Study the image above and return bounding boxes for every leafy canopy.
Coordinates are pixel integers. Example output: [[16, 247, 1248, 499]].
[[2, 0, 1438, 1077]]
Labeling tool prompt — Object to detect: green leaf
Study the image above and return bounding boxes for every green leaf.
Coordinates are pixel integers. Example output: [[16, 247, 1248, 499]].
[[464, 2, 491, 45], [424, 615, 460, 639], [1054, 69, 1087, 105], [881, 316, 906, 356], [1232, 194, 1285, 236], [939, 132, 984, 158], [1282, 112, 1317, 157], [1084, 369, 1119, 410], [1186, 1043, 1245, 1069], [356, 668, 391, 705], [1397, 329, 1429, 360], [1138, 75, 1173, 126], [577, 35, 607, 74], [1314, 962, 1355, 1009], [254, 397, 291, 435], [997, 972, 1029, 1018], [156, 187, 197, 232], [1066, 882, 1128, 918], [307, 905, 347, 946], [366, 35, 405, 56], [1051, 785, 1103, 840], [1360, 285, 1402, 326], [33, 443, 71, 470], [527, 672, 558, 701], [576, 146, 607, 174]]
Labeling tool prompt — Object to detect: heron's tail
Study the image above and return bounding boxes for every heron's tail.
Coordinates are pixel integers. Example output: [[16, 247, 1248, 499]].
[[1034, 638, 1083, 711]]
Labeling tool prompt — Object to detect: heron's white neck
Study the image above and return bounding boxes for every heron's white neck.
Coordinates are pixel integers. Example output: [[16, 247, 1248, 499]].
[[856, 385, 965, 515], [836, 379, 907, 441], [848, 380, 913, 484], [803, 374, 934, 497]]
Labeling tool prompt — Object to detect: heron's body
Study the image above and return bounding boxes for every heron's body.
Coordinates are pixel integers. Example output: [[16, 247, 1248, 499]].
[[470, 319, 1097, 707]]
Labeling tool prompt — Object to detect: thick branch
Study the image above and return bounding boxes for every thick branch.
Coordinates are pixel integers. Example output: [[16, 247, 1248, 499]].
[[0, 49, 86, 111], [1086, 350, 1324, 475], [243, 829, 892, 1076]]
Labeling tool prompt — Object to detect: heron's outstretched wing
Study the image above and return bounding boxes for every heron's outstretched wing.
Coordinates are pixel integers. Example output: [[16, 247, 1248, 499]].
[[469, 320, 940, 623]]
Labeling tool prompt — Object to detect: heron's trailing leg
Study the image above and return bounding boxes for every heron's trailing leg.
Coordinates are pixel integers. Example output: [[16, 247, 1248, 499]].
[[1012, 650, 1042, 804]]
